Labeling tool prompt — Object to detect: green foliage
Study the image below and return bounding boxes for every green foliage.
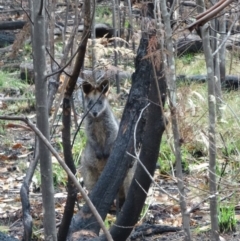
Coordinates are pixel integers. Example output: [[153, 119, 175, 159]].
[[176, 53, 206, 75], [73, 128, 87, 166], [218, 202, 237, 233], [158, 139, 175, 174], [158, 138, 190, 174], [104, 219, 110, 229], [23, 43, 32, 56], [33, 162, 67, 189], [52, 162, 67, 186], [180, 53, 194, 65], [0, 225, 9, 233], [95, 6, 111, 19], [0, 71, 35, 114], [140, 198, 152, 221], [221, 139, 240, 157], [124, 20, 130, 28], [0, 71, 28, 91]]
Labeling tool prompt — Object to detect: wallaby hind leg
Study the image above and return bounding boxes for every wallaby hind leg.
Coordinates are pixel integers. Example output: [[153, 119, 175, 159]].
[[117, 162, 137, 212], [81, 165, 99, 192]]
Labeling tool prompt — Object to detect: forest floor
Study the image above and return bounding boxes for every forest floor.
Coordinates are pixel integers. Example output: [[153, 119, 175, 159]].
[[0, 80, 240, 241]]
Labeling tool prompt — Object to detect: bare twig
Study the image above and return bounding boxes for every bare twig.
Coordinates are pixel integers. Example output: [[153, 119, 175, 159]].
[[128, 104, 179, 202], [212, 14, 237, 56]]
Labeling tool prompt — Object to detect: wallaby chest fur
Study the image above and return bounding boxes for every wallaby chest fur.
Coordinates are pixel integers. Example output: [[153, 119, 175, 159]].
[[82, 106, 118, 171], [80, 80, 136, 201]]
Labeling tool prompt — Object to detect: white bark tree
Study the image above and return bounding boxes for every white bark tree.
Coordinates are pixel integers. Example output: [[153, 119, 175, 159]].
[[157, 0, 192, 240], [197, 0, 219, 240], [32, 1, 57, 240]]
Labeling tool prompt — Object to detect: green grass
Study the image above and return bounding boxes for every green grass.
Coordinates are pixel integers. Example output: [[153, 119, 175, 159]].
[[176, 51, 240, 76], [95, 6, 112, 24], [0, 71, 35, 114], [176, 53, 206, 75], [72, 128, 87, 166], [218, 202, 237, 233], [0, 71, 28, 91], [95, 5, 111, 19]]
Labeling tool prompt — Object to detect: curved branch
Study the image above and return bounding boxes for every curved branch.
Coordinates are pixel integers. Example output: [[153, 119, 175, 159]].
[[188, 0, 234, 32]]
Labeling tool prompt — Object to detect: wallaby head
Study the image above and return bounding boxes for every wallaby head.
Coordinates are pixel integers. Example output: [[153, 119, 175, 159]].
[[82, 79, 110, 118]]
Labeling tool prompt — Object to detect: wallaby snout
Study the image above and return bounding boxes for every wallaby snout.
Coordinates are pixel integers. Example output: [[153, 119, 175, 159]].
[[93, 111, 98, 117]]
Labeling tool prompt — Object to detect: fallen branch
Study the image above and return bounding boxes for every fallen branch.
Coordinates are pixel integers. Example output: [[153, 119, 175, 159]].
[[130, 223, 181, 240]]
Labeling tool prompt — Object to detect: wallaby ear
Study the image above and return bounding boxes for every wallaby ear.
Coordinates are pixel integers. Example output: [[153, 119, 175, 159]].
[[97, 79, 110, 95], [82, 81, 94, 95]]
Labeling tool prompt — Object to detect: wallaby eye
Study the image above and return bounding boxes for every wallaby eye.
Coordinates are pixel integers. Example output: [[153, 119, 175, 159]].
[[88, 100, 93, 107], [98, 100, 102, 105]]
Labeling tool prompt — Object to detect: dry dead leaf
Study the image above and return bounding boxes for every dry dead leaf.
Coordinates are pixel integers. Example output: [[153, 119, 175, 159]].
[[12, 143, 23, 149]]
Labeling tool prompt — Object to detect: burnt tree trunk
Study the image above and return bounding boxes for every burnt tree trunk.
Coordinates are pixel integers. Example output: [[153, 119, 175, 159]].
[[108, 56, 166, 241], [68, 3, 167, 241], [58, 0, 91, 240]]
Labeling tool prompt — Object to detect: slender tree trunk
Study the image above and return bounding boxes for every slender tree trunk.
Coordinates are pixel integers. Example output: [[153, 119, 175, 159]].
[[211, 0, 222, 120], [158, 0, 192, 240], [91, 0, 97, 81], [127, 0, 135, 53], [32, 0, 57, 240], [197, 0, 219, 240], [219, 14, 226, 87], [201, 24, 219, 241], [112, 0, 120, 92]]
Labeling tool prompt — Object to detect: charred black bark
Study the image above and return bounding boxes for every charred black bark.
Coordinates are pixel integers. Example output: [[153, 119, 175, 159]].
[[58, 97, 78, 241], [130, 223, 181, 240], [0, 32, 15, 47], [106, 41, 166, 241], [0, 20, 26, 30], [58, 0, 91, 240]]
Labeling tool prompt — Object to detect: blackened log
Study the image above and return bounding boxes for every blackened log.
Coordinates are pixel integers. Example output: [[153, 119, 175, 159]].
[[177, 74, 240, 90], [181, 1, 196, 7], [130, 223, 181, 240], [176, 34, 203, 56], [0, 32, 15, 47], [0, 21, 26, 30]]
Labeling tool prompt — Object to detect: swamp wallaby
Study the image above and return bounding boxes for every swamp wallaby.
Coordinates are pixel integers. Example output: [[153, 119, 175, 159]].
[[81, 79, 135, 204]]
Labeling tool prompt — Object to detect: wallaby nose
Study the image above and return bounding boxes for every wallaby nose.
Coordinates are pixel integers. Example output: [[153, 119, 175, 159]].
[[93, 112, 98, 117]]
